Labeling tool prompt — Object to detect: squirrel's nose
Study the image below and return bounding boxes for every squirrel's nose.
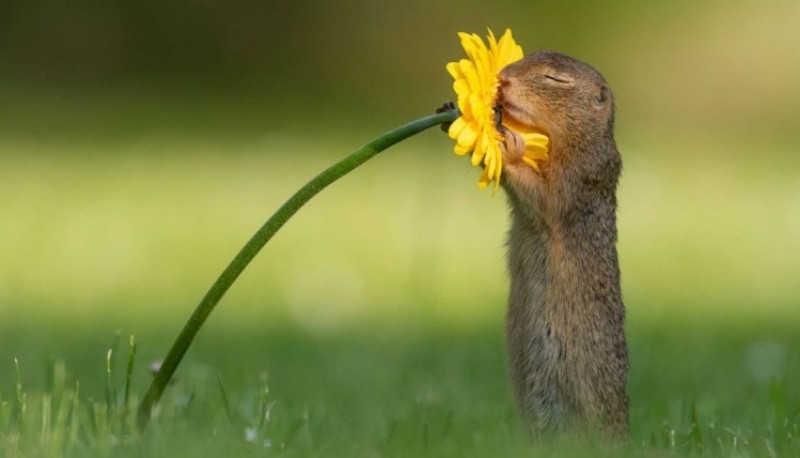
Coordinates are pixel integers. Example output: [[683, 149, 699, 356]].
[[498, 67, 518, 90], [498, 70, 511, 88]]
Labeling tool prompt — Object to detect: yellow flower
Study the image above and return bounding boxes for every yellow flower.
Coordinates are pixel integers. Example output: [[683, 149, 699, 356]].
[[446, 29, 550, 189]]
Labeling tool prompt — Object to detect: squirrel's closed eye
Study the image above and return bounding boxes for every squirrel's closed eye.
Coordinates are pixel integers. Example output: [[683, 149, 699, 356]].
[[543, 74, 574, 84]]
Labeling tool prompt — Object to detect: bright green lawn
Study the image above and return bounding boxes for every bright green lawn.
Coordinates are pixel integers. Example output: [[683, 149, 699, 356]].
[[1, 106, 799, 455]]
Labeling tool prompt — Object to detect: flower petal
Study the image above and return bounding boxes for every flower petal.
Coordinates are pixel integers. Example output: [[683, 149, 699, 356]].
[[459, 59, 480, 92], [487, 28, 499, 59], [446, 28, 546, 189], [469, 93, 485, 121], [522, 156, 542, 171], [494, 158, 503, 191], [454, 143, 471, 155], [453, 79, 470, 96], [485, 152, 497, 180], [525, 149, 548, 161], [496, 29, 521, 67], [456, 123, 479, 148], [471, 131, 489, 166], [457, 95, 472, 119], [473, 129, 485, 161], [446, 61, 461, 79], [522, 133, 549, 146], [478, 168, 491, 189], [447, 116, 468, 140]]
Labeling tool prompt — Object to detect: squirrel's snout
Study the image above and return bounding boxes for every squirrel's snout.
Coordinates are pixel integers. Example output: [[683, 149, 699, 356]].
[[497, 70, 516, 109], [499, 58, 527, 83], [497, 69, 513, 90]]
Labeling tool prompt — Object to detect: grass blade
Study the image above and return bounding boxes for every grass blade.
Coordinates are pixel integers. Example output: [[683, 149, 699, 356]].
[[105, 349, 114, 421], [124, 335, 137, 416], [217, 372, 235, 427], [690, 401, 704, 451], [14, 357, 26, 430]]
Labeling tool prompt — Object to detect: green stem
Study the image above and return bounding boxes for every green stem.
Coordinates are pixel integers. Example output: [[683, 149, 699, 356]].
[[136, 109, 459, 430]]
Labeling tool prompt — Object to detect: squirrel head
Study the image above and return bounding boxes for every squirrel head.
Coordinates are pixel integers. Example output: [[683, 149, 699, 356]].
[[497, 51, 620, 225]]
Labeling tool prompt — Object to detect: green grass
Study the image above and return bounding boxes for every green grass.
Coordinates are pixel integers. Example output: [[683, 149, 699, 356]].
[[1, 95, 799, 456], [2, 322, 799, 456]]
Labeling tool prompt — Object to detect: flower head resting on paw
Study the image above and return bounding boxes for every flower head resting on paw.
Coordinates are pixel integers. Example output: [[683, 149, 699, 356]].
[[446, 28, 550, 190]]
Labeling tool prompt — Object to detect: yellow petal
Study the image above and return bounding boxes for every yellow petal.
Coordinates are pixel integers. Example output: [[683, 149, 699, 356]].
[[471, 132, 488, 166], [523, 136, 549, 158], [512, 44, 523, 62], [458, 32, 475, 52], [524, 151, 547, 163], [495, 157, 503, 188], [453, 79, 469, 96], [454, 143, 471, 155], [457, 95, 471, 119], [485, 153, 497, 180], [468, 35, 489, 77], [446, 62, 461, 79], [496, 29, 520, 67], [469, 93, 485, 121], [493, 156, 503, 193], [489, 142, 502, 178], [447, 29, 544, 190], [522, 132, 549, 146], [478, 168, 491, 189], [463, 33, 485, 62], [456, 123, 478, 148], [522, 156, 542, 171], [525, 141, 549, 154], [487, 28, 499, 58], [459, 59, 480, 92], [447, 116, 468, 140], [525, 146, 549, 160], [473, 129, 486, 161]]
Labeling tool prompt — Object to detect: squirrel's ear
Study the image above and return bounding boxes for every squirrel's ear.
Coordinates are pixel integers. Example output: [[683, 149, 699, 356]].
[[594, 85, 609, 107]]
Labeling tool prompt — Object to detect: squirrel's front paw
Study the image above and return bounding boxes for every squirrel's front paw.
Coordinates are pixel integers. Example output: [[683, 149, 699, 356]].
[[500, 127, 526, 162]]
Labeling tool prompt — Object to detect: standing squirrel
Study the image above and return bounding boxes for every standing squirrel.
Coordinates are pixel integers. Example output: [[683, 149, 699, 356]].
[[496, 51, 628, 437]]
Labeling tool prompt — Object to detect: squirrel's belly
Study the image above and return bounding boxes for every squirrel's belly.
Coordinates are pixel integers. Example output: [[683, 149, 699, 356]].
[[506, 304, 579, 432]]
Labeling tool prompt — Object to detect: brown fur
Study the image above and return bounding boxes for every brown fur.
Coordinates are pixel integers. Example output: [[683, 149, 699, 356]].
[[497, 51, 628, 438]]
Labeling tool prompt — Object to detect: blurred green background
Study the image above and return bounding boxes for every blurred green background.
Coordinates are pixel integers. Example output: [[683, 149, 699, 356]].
[[0, 0, 799, 453]]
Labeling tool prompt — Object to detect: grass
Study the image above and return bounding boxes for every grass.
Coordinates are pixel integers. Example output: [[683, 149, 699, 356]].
[[1, 92, 799, 456], [1, 322, 799, 456]]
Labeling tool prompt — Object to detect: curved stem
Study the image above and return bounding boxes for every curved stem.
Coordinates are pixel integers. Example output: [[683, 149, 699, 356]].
[[137, 109, 460, 429]]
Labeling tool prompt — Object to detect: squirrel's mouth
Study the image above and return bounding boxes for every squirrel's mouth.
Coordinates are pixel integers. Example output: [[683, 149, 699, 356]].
[[497, 100, 548, 138], [498, 100, 524, 125], [495, 91, 521, 127]]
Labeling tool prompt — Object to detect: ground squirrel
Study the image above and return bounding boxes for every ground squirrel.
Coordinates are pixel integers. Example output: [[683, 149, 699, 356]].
[[497, 51, 629, 438]]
